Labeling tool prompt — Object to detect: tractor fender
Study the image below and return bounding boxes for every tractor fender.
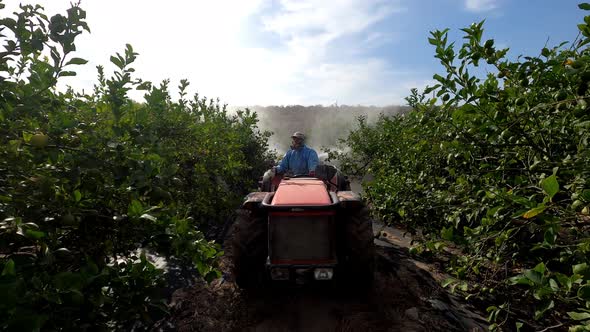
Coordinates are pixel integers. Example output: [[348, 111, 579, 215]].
[[242, 192, 268, 210], [336, 191, 364, 209]]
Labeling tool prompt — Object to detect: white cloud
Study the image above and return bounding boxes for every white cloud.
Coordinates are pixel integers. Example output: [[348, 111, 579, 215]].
[[464, 0, 497, 12], [261, 0, 402, 64], [363, 31, 396, 48], [3, 0, 425, 106]]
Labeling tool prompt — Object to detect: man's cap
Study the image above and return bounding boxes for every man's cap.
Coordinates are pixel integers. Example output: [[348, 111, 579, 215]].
[[291, 132, 305, 140]]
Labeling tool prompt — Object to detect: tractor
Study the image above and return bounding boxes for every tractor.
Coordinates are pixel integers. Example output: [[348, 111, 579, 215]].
[[231, 164, 374, 289]]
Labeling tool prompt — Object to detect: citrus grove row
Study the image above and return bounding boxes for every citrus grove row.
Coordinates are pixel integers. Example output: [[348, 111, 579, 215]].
[[1, 1, 590, 331]]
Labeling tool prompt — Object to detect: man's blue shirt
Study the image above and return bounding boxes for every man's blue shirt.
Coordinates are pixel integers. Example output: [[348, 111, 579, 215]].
[[276, 145, 319, 175]]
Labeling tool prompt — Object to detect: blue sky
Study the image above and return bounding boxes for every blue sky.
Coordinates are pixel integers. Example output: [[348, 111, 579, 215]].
[[4, 0, 588, 106]]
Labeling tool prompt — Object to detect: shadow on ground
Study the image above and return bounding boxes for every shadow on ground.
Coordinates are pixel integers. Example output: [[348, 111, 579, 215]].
[[164, 222, 488, 332]]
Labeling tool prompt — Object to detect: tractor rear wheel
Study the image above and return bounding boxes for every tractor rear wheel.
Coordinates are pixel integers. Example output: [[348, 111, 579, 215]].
[[340, 207, 375, 289], [231, 209, 268, 289]]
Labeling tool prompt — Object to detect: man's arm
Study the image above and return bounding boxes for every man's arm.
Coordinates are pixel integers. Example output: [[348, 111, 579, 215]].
[[276, 151, 290, 173]]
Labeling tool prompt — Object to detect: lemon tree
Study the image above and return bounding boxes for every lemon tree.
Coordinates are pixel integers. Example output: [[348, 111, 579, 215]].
[[0, 2, 272, 330], [337, 3, 590, 331]]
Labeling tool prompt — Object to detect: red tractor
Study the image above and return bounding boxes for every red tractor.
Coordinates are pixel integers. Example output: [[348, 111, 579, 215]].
[[231, 164, 374, 289]]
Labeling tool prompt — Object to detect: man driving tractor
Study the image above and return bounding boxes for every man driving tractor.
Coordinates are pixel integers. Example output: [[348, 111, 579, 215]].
[[233, 132, 374, 289], [275, 131, 319, 176]]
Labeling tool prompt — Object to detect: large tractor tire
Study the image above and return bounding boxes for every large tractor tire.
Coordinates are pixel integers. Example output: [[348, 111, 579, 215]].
[[231, 209, 268, 289], [336, 173, 351, 191], [340, 207, 375, 289]]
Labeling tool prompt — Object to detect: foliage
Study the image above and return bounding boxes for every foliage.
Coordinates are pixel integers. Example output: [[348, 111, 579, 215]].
[[335, 3, 590, 330], [0, 2, 271, 330]]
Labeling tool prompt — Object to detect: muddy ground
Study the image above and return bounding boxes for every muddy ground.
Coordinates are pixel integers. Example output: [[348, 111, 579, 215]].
[[163, 223, 488, 332]]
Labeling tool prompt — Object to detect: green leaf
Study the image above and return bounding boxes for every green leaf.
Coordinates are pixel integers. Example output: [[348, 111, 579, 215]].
[[1, 259, 15, 277], [128, 200, 144, 217], [458, 282, 469, 292], [23, 222, 39, 230], [523, 205, 546, 219], [58, 71, 77, 77], [534, 299, 554, 320], [544, 228, 556, 245], [556, 272, 572, 291], [541, 175, 559, 199], [579, 285, 590, 300], [110, 55, 124, 69], [204, 270, 220, 283], [24, 229, 45, 239], [568, 311, 590, 320], [509, 274, 534, 286], [574, 263, 589, 275], [140, 213, 157, 222], [22, 131, 32, 142], [74, 190, 82, 202], [441, 226, 454, 241], [511, 195, 536, 208], [533, 262, 547, 274], [515, 322, 523, 331], [579, 3, 590, 10], [534, 286, 554, 300], [575, 120, 590, 128], [137, 81, 152, 90], [433, 74, 446, 84], [65, 57, 88, 65], [398, 208, 405, 217], [441, 277, 457, 288], [524, 270, 543, 285]]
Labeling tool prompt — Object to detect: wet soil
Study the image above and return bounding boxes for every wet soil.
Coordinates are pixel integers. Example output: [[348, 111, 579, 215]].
[[164, 223, 488, 332]]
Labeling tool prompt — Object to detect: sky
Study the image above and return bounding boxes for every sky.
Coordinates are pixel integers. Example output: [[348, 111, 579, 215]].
[[2, 0, 587, 106]]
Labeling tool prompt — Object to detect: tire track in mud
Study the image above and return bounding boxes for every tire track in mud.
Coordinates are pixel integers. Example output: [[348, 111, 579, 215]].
[[167, 223, 488, 332]]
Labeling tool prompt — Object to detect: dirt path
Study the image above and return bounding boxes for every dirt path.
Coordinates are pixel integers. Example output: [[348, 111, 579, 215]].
[[165, 223, 488, 332]]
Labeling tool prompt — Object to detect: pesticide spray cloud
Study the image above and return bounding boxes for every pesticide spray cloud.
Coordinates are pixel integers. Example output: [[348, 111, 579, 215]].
[[236, 105, 410, 162]]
